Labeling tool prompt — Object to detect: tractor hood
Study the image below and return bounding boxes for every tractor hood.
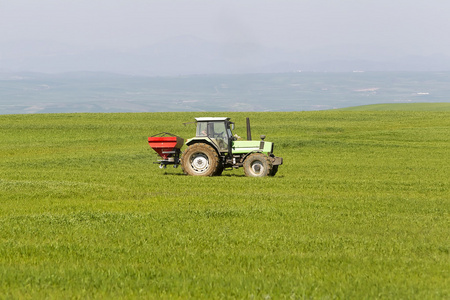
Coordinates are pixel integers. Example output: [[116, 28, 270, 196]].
[[232, 140, 274, 154]]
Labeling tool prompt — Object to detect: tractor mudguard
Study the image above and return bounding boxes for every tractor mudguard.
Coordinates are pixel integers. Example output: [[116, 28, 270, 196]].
[[186, 137, 221, 154]]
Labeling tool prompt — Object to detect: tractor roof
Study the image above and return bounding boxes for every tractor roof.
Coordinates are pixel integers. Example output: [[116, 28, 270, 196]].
[[195, 117, 230, 122]]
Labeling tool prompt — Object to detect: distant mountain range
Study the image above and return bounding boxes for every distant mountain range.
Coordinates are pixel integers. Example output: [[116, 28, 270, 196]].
[[2, 36, 450, 75]]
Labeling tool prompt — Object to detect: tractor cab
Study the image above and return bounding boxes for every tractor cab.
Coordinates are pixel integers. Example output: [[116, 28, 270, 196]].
[[190, 117, 234, 153]]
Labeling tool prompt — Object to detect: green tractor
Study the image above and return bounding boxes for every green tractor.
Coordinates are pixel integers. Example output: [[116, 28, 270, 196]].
[[181, 117, 282, 177]]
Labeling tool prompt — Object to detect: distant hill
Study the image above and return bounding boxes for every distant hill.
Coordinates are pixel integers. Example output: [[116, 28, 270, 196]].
[[339, 103, 450, 111], [2, 72, 450, 115]]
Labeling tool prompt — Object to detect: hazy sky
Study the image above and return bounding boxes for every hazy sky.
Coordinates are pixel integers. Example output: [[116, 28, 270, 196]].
[[2, 0, 450, 57]]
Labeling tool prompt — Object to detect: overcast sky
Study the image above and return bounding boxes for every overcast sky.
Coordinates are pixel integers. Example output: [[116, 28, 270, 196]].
[[2, 0, 450, 57]]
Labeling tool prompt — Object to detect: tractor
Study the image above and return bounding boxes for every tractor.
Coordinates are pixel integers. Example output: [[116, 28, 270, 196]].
[[148, 117, 283, 177]]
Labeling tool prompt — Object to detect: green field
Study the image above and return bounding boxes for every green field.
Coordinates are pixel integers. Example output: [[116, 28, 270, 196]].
[[1, 105, 449, 298]]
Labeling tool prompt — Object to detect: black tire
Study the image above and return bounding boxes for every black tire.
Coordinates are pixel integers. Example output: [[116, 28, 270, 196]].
[[269, 165, 279, 177], [181, 143, 220, 176], [243, 153, 273, 177], [214, 163, 224, 176]]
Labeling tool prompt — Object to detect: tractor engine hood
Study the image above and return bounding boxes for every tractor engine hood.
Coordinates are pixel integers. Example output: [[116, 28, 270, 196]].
[[232, 140, 274, 154]]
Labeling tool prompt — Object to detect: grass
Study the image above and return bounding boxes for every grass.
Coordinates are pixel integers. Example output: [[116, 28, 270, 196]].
[[0, 105, 449, 298]]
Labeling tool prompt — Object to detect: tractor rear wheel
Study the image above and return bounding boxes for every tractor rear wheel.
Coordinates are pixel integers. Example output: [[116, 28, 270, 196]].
[[181, 143, 220, 176], [243, 153, 273, 177]]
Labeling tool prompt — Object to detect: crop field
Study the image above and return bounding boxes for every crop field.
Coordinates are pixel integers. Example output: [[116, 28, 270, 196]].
[[0, 104, 449, 298]]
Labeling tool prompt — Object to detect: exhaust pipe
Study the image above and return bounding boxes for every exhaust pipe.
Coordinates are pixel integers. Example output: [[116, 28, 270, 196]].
[[246, 117, 252, 141]]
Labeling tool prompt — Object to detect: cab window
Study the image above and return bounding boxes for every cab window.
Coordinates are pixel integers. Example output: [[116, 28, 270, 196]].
[[196, 122, 208, 136]]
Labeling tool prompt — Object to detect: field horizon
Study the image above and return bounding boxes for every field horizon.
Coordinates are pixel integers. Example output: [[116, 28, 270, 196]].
[[2, 71, 450, 114], [340, 102, 450, 111], [1, 104, 449, 298]]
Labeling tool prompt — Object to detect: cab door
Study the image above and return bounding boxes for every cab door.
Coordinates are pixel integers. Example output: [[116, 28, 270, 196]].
[[209, 121, 229, 152]]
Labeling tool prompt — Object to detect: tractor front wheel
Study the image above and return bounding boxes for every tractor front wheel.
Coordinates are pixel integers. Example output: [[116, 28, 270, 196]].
[[243, 153, 273, 177], [181, 143, 220, 176]]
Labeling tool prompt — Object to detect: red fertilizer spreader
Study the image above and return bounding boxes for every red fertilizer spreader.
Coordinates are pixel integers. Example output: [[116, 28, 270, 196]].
[[148, 132, 184, 168]]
